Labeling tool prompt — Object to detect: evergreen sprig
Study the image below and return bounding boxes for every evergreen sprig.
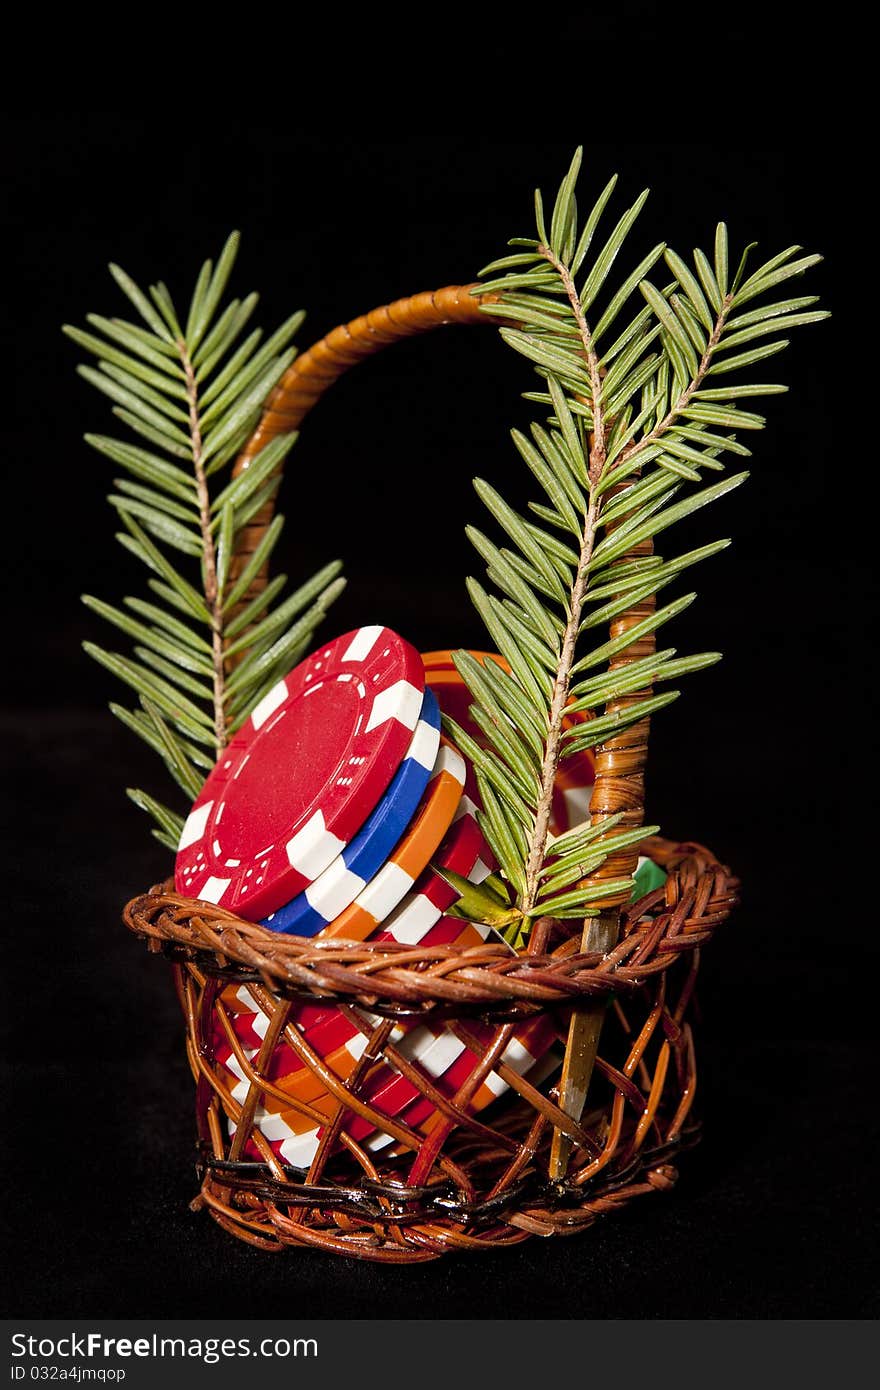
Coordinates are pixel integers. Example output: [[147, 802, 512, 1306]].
[[448, 149, 827, 940], [67, 234, 345, 851]]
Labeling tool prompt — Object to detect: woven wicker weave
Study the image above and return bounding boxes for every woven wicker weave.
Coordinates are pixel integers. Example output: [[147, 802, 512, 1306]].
[[122, 286, 738, 1261]]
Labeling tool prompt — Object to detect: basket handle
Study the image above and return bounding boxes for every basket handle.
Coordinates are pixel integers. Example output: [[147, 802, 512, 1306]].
[[230, 285, 654, 913], [229, 285, 488, 578]]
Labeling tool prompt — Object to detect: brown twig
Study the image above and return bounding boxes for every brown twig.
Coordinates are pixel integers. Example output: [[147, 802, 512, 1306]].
[[180, 342, 227, 754], [521, 248, 608, 914]]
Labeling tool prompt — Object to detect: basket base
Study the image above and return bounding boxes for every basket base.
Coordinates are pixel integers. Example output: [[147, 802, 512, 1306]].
[[188, 1116, 700, 1261]]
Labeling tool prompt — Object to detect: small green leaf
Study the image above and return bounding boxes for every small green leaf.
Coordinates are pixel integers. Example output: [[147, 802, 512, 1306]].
[[694, 383, 788, 400], [530, 878, 635, 917], [224, 582, 344, 700], [146, 577, 208, 622], [707, 341, 789, 375], [114, 517, 209, 621], [185, 257, 213, 346], [126, 787, 184, 842], [544, 812, 626, 862], [210, 432, 297, 516], [225, 569, 345, 658], [671, 294, 708, 354], [475, 478, 568, 602], [499, 329, 590, 385], [603, 293, 669, 365], [682, 402, 765, 430], [199, 310, 304, 415], [149, 282, 184, 339], [84, 434, 196, 502], [523, 521, 577, 577], [201, 350, 297, 463], [492, 598, 557, 692], [78, 366, 192, 447], [108, 496, 202, 556], [63, 326, 188, 398], [477, 252, 547, 277], [441, 716, 532, 828], [83, 643, 215, 743], [510, 430, 583, 535], [467, 526, 561, 648], [592, 242, 668, 343], [580, 188, 650, 312], [153, 826, 182, 853], [590, 472, 748, 567], [188, 231, 240, 352], [82, 595, 212, 675], [197, 329, 262, 410], [221, 514, 285, 612], [540, 826, 659, 895], [569, 649, 676, 709], [108, 263, 174, 342], [590, 484, 681, 572], [134, 646, 213, 703], [639, 280, 698, 376], [473, 780, 527, 897], [693, 248, 721, 313], [725, 294, 819, 330], [532, 423, 586, 507], [546, 375, 587, 479], [549, 146, 582, 258], [456, 650, 545, 759], [222, 573, 288, 641], [598, 467, 680, 528], [215, 504, 235, 599], [663, 248, 714, 332], [195, 294, 260, 377], [714, 223, 729, 298], [111, 407, 192, 459], [717, 311, 828, 352], [123, 598, 211, 653], [140, 699, 205, 800], [570, 173, 618, 276], [84, 314, 180, 369], [112, 702, 212, 776], [112, 478, 200, 524], [561, 691, 681, 756], [601, 351, 663, 420], [734, 252, 822, 306], [465, 580, 548, 713], [430, 866, 523, 928], [470, 701, 541, 788], [731, 241, 758, 294], [534, 186, 548, 244]]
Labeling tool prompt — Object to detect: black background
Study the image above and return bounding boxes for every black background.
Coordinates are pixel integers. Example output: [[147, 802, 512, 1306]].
[[2, 110, 876, 1319]]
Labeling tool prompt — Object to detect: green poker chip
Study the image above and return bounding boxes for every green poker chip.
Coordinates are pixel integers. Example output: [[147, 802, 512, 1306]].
[[632, 855, 667, 900]]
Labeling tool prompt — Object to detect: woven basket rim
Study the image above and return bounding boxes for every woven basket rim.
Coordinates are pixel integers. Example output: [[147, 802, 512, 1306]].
[[123, 834, 738, 1016]]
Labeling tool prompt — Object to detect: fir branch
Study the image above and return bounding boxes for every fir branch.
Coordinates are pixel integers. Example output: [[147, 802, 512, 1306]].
[[461, 148, 828, 936], [69, 234, 346, 846]]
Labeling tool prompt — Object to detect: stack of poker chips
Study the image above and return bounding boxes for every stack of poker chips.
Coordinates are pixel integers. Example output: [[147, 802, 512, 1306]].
[[175, 626, 595, 1172]]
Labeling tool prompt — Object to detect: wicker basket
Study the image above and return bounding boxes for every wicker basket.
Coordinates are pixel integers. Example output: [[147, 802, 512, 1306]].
[[123, 286, 739, 1261]]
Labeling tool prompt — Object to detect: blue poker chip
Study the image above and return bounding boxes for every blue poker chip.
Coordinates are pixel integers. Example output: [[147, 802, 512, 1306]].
[[262, 686, 442, 936]]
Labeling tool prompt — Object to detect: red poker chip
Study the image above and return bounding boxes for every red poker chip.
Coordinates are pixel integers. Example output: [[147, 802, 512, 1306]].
[[175, 626, 425, 919]]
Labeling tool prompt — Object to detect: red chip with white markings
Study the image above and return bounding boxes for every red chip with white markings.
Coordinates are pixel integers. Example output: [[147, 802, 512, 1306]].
[[175, 626, 425, 919]]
